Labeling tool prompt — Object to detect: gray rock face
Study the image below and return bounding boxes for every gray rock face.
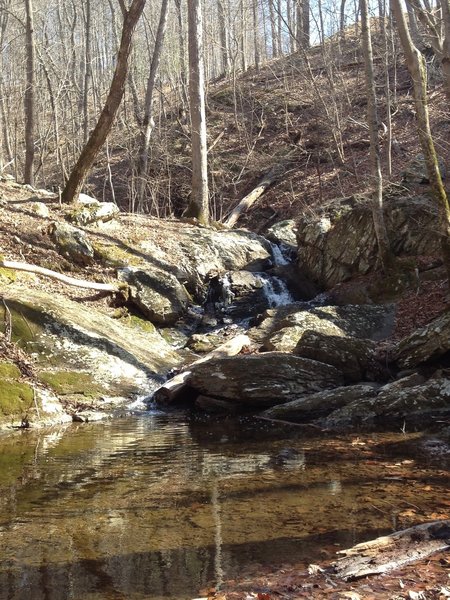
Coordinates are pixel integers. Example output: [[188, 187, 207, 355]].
[[295, 331, 377, 382], [119, 267, 190, 326], [188, 352, 344, 408], [262, 384, 379, 421], [296, 194, 441, 288], [49, 221, 94, 265], [256, 303, 395, 350], [321, 376, 450, 430], [394, 311, 450, 368]]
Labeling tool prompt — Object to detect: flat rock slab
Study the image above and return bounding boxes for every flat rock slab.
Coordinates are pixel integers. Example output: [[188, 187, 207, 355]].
[[394, 310, 450, 368], [188, 352, 344, 408]]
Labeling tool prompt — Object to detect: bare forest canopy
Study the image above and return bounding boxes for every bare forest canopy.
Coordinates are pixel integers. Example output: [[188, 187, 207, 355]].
[[0, 0, 449, 226]]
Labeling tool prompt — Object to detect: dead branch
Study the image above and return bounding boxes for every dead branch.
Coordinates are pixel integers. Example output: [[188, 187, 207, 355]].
[[0, 259, 123, 293], [333, 519, 450, 580], [223, 165, 283, 228], [153, 333, 250, 403]]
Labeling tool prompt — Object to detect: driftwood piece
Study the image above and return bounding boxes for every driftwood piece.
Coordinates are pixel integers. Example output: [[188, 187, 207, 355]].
[[224, 166, 282, 228], [153, 333, 250, 404], [334, 520, 450, 580], [0, 259, 123, 293]]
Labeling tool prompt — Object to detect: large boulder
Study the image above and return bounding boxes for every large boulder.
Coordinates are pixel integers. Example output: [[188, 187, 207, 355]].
[[401, 153, 446, 184], [295, 331, 378, 382], [254, 303, 395, 350], [118, 267, 191, 326], [67, 196, 120, 226], [0, 285, 181, 422], [296, 194, 441, 288], [262, 384, 379, 421], [49, 221, 94, 265], [187, 352, 344, 408], [320, 372, 450, 430], [393, 310, 450, 368]]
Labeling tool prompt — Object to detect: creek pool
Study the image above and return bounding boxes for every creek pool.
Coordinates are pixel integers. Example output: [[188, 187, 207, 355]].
[[0, 411, 448, 600]]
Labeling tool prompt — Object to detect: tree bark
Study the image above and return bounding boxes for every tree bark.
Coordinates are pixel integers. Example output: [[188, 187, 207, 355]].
[[185, 0, 210, 224], [61, 0, 146, 204], [391, 0, 450, 282], [136, 0, 169, 210], [360, 0, 393, 269], [24, 0, 36, 185], [217, 0, 231, 76]]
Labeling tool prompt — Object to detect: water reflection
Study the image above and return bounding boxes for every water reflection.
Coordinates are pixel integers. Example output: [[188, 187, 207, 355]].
[[0, 413, 447, 600]]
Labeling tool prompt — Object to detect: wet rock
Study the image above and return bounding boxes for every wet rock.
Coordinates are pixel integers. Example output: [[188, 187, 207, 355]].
[[296, 194, 441, 288], [295, 331, 378, 382], [119, 267, 190, 326], [188, 352, 344, 408], [0, 286, 181, 418], [393, 311, 450, 368], [262, 384, 379, 422], [49, 221, 94, 265], [266, 219, 297, 248], [195, 394, 240, 413]]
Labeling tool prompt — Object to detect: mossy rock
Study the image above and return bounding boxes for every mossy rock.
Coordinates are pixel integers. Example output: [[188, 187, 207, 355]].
[[39, 370, 107, 397], [0, 267, 16, 284], [0, 361, 21, 379], [126, 314, 157, 334], [93, 243, 136, 267], [0, 380, 33, 417]]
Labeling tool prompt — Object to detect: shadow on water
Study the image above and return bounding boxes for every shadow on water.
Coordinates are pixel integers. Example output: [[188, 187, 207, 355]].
[[0, 412, 448, 600]]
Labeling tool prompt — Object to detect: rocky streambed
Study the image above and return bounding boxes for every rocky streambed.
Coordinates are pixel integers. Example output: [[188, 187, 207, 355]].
[[0, 180, 449, 442]]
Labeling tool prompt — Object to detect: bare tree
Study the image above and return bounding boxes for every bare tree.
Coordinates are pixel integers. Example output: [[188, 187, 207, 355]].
[[391, 0, 450, 280], [185, 0, 209, 224], [360, 0, 392, 269], [62, 0, 146, 204], [24, 0, 36, 185]]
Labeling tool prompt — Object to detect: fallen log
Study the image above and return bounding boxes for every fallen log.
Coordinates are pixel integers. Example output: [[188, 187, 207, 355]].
[[153, 333, 250, 404], [0, 258, 124, 293], [333, 519, 450, 580], [223, 165, 282, 228]]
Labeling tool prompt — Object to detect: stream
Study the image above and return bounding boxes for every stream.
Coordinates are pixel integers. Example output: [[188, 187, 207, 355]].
[[0, 411, 448, 600]]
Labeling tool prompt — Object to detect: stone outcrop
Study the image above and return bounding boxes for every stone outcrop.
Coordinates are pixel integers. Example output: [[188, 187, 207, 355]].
[[262, 384, 379, 421], [253, 303, 395, 350], [67, 196, 120, 226], [187, 352, 344, 408], [296, 194, 441, 289], [393, 310, 450, 368], [119, 267, 191, 326], [0, 285, 181, 426]]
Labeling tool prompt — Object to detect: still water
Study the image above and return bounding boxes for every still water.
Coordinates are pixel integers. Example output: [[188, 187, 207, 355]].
[[0, 411, 448, 600]]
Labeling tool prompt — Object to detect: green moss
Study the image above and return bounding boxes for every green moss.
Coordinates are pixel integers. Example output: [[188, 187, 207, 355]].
[[127, 314, 156, 334], [0, 362, 21, 379], [39, 370, 106, 397], [0, 380, 33, 416], [0, 267, 16, 283], [93, 243, 132, 267], [0, 301, 45, 346]]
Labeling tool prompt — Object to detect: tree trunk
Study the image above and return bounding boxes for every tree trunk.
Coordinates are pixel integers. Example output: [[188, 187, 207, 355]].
[[442, 0, 450, 100], [391, 0, 450, 282], [83, 0, 92, 144], [24, 0, 36, 185], [136, 0, 169, 210], [360, 0, 393, 269], [252, 0, 261, 70], [61, 0, 146, 204], [217, 0, 231, 76], [185, 0, 209, 224]]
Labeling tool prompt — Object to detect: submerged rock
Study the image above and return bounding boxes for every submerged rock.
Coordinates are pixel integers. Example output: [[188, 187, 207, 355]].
[[188, 352, 344, 408]]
